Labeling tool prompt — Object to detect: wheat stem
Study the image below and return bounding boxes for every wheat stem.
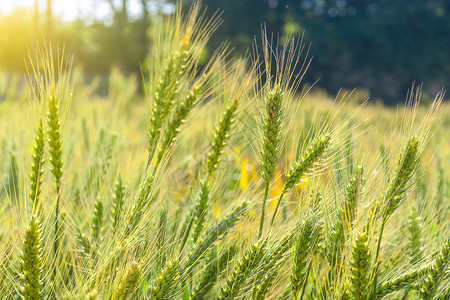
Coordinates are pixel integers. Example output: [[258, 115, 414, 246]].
[[258, 181, 270, 238]]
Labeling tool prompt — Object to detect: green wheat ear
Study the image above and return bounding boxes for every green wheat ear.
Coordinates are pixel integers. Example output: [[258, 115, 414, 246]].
[[383, 135, 419, 220], [185, 200, 248, 270], [327, 165, 364, 266], [206, 97, 240, 178], [407, 206, 422, 265], [147, 36, 190, 160], [285, 134, 331, 189], [29, 119, 45, 208], [20, 215, 43, 300], [260, 87, 284, 183], [91, 197, 103, 242], [218, 239, 267, 300], [148, 260, 179, 300], [191, 245, 237, 300], [291, 217, 321, 299], [419, 238, 450, 299], [348, 232, 371, 300], [191, 178, 210, 244], [271, 133, 331, 225], [111, 173, 125, 232], [124, 173, 154, 235], [155, 82, 203, 166], [372, 135, 420, 298], [47, 92, 63, 191], [47, 92, 63, 256], [258, 87, 285, 237], [114, 261, 141, 300], [376, 263, 429, 298]]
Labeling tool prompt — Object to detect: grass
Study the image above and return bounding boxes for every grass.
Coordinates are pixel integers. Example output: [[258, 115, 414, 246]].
[[0, 1, 449, 299]]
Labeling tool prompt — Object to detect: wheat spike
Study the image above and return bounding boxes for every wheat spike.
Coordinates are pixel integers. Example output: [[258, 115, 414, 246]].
[[327, 166, 364, 266], [155, 82, 203, 165], [47, 92, 63, 257], [29, 119, 45, 208], [191, 178, 210, 244], [419, 238, 450, 299], [191, 245, 237, 300], [407, 206, 422, 265], [383, 135, 420, 220], [271, 134, 331, 225], [91, 197, 103, 242], [112, 173, 125, 232], [349, 232, 371, 300], [20, 215, 43, 300], [218, 239, 267, 300], [124, 173, 155, 235], [148, 38, 190, 159], [185, 200, 248, 270], [206, 97, 239, 178], [148, 260, 179, 300], [291, 217, 321, 298], [114, 261, 141, 300]]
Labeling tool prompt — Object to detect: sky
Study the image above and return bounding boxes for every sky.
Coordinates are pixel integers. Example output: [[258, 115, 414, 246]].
[[0, 0, 175, 22]]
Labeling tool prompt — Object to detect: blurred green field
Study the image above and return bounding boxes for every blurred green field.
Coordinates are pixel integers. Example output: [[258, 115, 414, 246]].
[[0, 3, 449, 300]]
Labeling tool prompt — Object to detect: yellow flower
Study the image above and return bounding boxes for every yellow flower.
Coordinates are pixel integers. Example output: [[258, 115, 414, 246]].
[[212, 205, 222, 219], [240, 157, 249, 191]]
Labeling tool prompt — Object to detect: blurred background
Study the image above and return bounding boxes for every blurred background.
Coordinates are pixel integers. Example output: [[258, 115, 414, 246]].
[[1, 0, 449, 104]]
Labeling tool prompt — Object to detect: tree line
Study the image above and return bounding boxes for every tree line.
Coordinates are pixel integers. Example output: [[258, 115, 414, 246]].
[[1, 0, 449, 103]]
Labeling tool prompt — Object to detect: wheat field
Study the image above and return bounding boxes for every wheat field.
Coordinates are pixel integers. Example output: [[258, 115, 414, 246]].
[[0, 2, 449, 299]]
